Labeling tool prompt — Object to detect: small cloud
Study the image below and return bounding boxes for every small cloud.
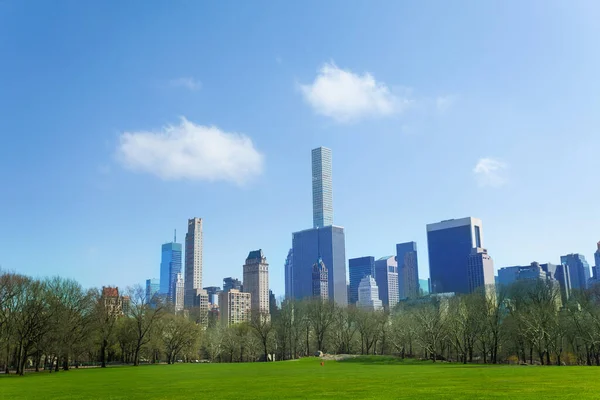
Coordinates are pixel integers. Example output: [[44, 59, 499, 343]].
[[299, 61, 411, 123], [168, 77, 202, 91], [116, 118, 264, 185], [276, 56, 283, 65], [473, 158, 508, 188], [436, 95, 456, 113]]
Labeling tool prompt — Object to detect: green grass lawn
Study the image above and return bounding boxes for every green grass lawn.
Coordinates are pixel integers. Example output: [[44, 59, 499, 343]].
[[1, 357, 598, 399]]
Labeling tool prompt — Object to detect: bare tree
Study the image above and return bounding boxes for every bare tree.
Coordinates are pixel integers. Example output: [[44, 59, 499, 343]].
[[250, 313, 273, 361], [126, 285, 164, 366], [307, 299, 336, 353]]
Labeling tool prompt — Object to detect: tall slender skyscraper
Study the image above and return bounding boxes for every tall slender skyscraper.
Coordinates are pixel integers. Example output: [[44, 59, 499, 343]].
[[427, 217, 483, 294], [396, 242, 420, 300], [284, 248, 293, 299], [243, 249, 270, 317], [595, 242, 600, 273], [160, 232, 182, 303], [312, 147, 333, 228], [185, 217, 203, 308]]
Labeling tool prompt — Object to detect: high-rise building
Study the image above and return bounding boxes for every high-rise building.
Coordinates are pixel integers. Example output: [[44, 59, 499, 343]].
[[560, 253, 591, 290], [175, 273, 185, 312], [466, 248, 495, 294], [291, 225, 347, 305], [160, 238, 182, 302], [219, 289, 251, 327], [541, 263, 571, 303], [312, 257, 329, 301], [348, 256, 375, 305], [427, 217, 483, 294], [284, 249, 293, 299], [269, 290, 279, 316], [358, 276, 383, 311], [396, 242, 420, 299], [594, 242, 600, 274], [192, 288, 209, 325], [203, 286, 222, 305], [374, 256, 399, 309], [243, 249, 270, 317], [145, 278, 160, 304], [185, 218, 203, 308], [312, 147, 333, 229], [223, 277, 243, 293]]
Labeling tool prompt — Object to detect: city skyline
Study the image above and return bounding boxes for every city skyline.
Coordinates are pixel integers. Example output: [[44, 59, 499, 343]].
[[2, 2, 600, 296]]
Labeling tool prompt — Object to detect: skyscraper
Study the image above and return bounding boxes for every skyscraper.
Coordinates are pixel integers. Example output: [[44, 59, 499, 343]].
[[427, 217, 483, 294], [175, 273, 184, 312], [560, 253, 591, 290], [312, 257, 328, 301], [292, 225, 347, 305], [145, 278, 159, 304], [312, 147, 333, 229], [595, 242, 600, 273], [185, 217, 203, 309], [358, 276, 383, 311], [374, 256, 398, 309], [243, 249, 270, 317], [284, 249, 293, 299], [466, 248, 495, 293], [541, 263, 571, 303], [348, 256, 375, 305], [223, 277, 243, 293], [159, 236, 182, 302], [396, 242, 420, 299]]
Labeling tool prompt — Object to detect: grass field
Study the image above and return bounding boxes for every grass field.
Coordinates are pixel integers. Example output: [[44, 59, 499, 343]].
[[1, 357, 598, 399]]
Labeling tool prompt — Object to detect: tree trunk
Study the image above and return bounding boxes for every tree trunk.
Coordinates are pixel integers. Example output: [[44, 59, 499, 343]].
[[101, 339, 107, 368]]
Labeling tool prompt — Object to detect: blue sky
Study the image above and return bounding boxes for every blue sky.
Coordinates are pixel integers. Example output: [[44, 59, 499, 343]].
[[1, 1, 599, 297]]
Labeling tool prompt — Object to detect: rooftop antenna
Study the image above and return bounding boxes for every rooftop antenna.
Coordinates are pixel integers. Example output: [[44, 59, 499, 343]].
[[174, 229, 177, 243]]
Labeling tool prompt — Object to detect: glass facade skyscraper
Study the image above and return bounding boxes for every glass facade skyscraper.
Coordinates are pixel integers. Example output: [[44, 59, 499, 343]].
[[312, 147, 333, 228], [396, 242, 420, 299], [426, 217, 483, 294], [145, 278, 160, 304], [291, 225, 347, 305], [595, 242, 600, 271], [560, 253, 590, 290], [349, 256, 375, 305], [160, 241, 182, 302]]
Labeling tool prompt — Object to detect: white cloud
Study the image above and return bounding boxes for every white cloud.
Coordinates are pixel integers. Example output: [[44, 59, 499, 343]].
[[473, 158, 508, 188], [299, 62, 410, 123], [168, 77, 202, 91], [117, 118, 264, 185]]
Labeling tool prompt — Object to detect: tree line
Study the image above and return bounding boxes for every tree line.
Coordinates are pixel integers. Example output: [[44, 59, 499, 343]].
[[3, 270, 600, 375]]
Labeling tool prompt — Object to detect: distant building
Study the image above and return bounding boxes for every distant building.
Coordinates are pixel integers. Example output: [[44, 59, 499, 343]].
[[203, 286, 222, 305], [219, 289, 251, 327], [102, 286, 125, 316], [419, 279, 430, 296], [541, 263, 571, 303], [427, 217, 483, 294], [498, 262, 565, 304], [291, 226, 347, 305], [396, 242, 420, 299], [145, 278, 160, 304], [594, 242, 600, 280], [466, 248, 495, 293], [223, 277, 243, 293], [160, 238, 182, 303], [185, 217, 203, 309], [357, 276, 383, 311], [243, 249, 270, 316], [561, 253, 591, 290], [348, 256, 375, 305], [312, 257, 329, 301], [312, 147, 333, 229], [374, 256, 399, 309], [269, 290, 278, 316], [284, 248, 293, 299], [175, 273, 185, 312], [192, 288, 209, 325]]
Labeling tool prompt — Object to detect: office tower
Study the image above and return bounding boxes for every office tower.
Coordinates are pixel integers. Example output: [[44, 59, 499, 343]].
[[466, 248, 495, 294], [374, 256, 399, 309], [560, 253, 591, 290], [357, 276, 383, 311], [312, 257, 329, 301], [292, 225, 347, 305], [595, 242, 600, 274], [219, 289, 251, 327], [541, 263, 571, 303], [427, 217, 483, 294], [223, 277, 243, 293], [243, 249, 270, 316], [396, 242, 420, 299], [145, 278, 160, 304], [203, 286, 222, 305], [185, 218, 203, 308], [348, 256, 375, 305], [419, 279, 430, 296], [160, 236, 182, 302], [175, 273, 185, 312], [284, 249, 293, 299], [312, 147, 333, 228]]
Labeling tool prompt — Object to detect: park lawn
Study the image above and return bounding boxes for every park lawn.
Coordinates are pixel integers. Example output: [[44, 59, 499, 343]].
[[0, 357, 597, 400]]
